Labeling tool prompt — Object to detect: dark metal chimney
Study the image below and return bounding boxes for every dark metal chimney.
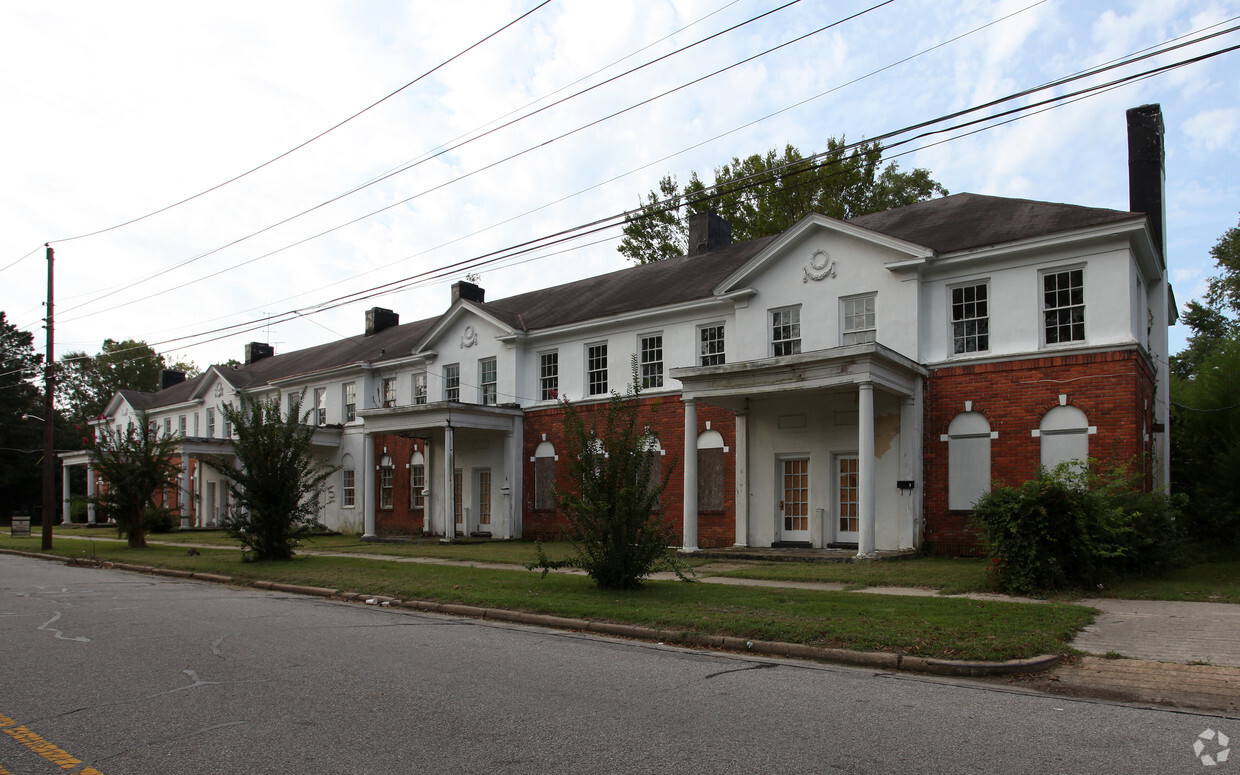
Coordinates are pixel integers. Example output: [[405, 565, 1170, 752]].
[[686, 211, 732, 256], [1127, 104, 1166, 266], [159, 369, 186, 390]]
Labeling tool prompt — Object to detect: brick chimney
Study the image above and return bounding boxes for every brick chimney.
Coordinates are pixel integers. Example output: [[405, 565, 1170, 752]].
[[365, 307, 399, 336], [159, 369, 186, 390], [452, 281, 485, 304], [1127, 104, 1166, 266], [686, 211, 731, 256], [244, 342, 274, 364]]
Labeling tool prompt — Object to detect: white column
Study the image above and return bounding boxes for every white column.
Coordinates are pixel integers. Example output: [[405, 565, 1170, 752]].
[[899, 396, 916, 550], [734, 411, 748, 547], [444, 424, 456, 541], [362, 434, 376, 538], [857, 382, 876, 559], [86, 461, 97, 524], [682, 399, 699, 552], [61, 464, 71, 525]]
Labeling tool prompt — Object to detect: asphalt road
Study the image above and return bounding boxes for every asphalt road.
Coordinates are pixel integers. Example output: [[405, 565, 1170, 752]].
[[0, 555, 1232, 774]]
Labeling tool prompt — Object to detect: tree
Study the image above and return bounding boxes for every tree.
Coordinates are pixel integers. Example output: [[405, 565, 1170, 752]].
[[59, 339, 181, 433], [88, 412, 182, 548], [1170, 213, 1240, 546], [619, 140, 947, 264], [529, 364, 687, 589], [202, 393, 336, 561], [0, 312, 47, 520]]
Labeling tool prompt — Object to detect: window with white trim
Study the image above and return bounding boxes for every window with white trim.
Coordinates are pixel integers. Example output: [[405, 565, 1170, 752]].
[[342, 468, 356, 508], [343, 382, 356, 422], [410, 452, 425, 509], [443, 364, 460, 402], [382, 378, 397, 408], [946, 412, 991, 510], [1043, 268, 1085, 345], [539, 351, 559, 400], [841, 294, 876, 345], [413, 373, 427, 405], [314, 387, 327, 426], [178, 415, 186, 437], [379, 454, 394, 509], [699, 324, 725, 366], [479, 358, 497, 405], [162, 417, 171, 437], [640, 334, 663, 389], [771, 307, 801, 356], [587, 343, 608, 396], [951, 283, 989, 354], [206, 408, 215, 438], [1039, 405, 1090, 472]]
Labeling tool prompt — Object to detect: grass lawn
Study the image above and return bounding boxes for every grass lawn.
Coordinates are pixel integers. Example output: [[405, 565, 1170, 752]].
[[708, 556, 992, 595], [1, 533, 1089, 662], [1092, 559, 1240, 604]]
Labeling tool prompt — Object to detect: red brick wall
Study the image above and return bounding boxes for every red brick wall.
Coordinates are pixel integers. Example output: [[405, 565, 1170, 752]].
[[372, 435, 428, 537], [520, 396, 737, 548], [922, 349, 1156, 555]]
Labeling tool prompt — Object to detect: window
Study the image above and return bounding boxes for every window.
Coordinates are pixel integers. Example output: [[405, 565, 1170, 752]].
[[413, 373, 427, 405], [443, 364, 460, 402], [534, 440, 556, 510], [343, 382, 356, 422], [223, 411, 232, 439], [342, 468, 356, 508], [587, 343, 608, 396], [1043, 268, 1085, 344], [479, 358, 497, 405], [287, 392, 298, 419], [641, 437, 662, 507], [314, 387, 327, 426], [178, 415, 186, 437], [379, 454, 393, 509], [1039, 404, 1091, 473], [477, 470, 492, 526], [194, 413, 200, 437], [945, 412, 992, 510], [163, 418, 171, 437], [699, 324, 725, 366], [697, 430, 726, 512], [951, 283, 989, 354], [410, 453, 425, 510], [640, 334, 663, 389], [842, 294, 876, 345], [206, 408, 215, 438], [771, 307, 801, 356], [382, 377, 396, 408], [539, 352, 559, 400], [453, 469, 463, 525]]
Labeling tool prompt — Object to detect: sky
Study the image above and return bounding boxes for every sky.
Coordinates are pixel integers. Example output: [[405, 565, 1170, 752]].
[[2, 0, 1238, 373]]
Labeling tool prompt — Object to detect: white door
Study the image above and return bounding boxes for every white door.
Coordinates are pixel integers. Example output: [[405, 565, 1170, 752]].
[[836, 456, 860, 545], [779, 458, 810, 543]]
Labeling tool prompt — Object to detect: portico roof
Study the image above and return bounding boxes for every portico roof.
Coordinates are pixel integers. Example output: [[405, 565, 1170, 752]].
[[358, 401, 523, 436], [670, 342, 927, 410]]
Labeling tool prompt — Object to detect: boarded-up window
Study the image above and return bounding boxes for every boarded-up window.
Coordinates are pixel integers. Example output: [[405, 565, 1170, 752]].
[[534, 441, 556, 511], [1039, 405, 1090, 473], [641, 437, 662, 510], [697, 429, 726, 512], [947, 412, 991, 510]]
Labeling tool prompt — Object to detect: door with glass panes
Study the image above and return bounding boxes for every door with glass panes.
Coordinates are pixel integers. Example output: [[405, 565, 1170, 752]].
[[778, 458, 810, 543], [835, 455, 860, 545]]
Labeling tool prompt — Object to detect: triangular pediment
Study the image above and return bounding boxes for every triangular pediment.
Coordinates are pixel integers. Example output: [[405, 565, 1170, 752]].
[[714, 212, 932, 295], [188, 366, 239, 402], [414, 301, 519, 355]]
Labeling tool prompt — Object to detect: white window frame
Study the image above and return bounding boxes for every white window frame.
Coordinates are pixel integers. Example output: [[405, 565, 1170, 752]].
[[949, 281, 990, 355], [443, 363, 460, 402], [698, 323, 725, 366], [841, 293, 876, 346], [770, 306, 801, 357], [382, 377, 397, 408], [479, 357, 497, 405], [178, 415, 186, 437], [162, 417, 171, 437], [343, 382, 356, 423], [586, 343, 608, 396], [342, 468, 356, 508], [639, 332, 663, 389], [379, 455, 394, 510], [314, 387, 327, 426], [1041, 266, 1086, 347], [413, 373, 427, 405], [539, 351, 559, 401], [206, 407, 216, 438]]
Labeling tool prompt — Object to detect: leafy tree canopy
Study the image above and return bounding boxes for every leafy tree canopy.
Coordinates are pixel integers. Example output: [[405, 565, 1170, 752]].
[[0, 312, 48, 518], [202, 393, 336, 561], [58, 338, 194, 433], [619, 140, 947, 264]]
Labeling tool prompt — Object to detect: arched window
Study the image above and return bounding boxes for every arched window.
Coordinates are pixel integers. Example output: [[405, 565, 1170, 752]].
[[946, 412, 991, 510], [1039, 405, 1091, 473], [640, 436, 663, 504], [379, 454, 394, 510], [697, 429, 726, 512], [534, 441, 556, 511], [410, 450, 425, 510]]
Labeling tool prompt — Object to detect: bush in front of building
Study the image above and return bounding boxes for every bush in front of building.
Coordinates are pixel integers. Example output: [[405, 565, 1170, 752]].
[[973, 462, 1183, 595]]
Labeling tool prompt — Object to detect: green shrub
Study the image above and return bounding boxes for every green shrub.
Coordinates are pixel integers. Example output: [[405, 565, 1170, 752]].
[[973, 463, 1183, 595], [144, 505, 176, 533]]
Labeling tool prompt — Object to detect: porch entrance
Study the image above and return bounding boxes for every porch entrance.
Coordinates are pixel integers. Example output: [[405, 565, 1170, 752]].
[[778, 458, 810, 544]]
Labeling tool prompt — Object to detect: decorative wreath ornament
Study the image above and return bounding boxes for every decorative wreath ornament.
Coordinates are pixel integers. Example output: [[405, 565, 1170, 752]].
[[803, 249, 837, 282], [461, 325, 478, 348]]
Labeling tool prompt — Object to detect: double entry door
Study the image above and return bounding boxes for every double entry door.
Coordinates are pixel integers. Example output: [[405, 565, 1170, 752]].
[[778, 456, 859, 545]]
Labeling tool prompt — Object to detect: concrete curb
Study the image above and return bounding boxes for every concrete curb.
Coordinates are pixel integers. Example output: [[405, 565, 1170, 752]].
[[0, 548, 1060, 677]]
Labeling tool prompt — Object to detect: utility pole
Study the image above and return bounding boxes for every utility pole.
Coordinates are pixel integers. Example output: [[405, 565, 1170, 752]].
[[42, 244, 55, 550]]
